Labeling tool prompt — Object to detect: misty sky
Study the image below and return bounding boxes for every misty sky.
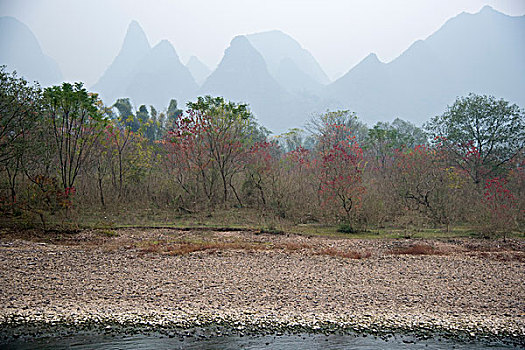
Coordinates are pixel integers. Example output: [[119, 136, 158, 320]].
[[1, 0, 524, 86]]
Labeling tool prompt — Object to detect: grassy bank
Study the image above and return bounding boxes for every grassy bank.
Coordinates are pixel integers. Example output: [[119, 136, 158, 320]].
[[2, 206, 524, 241]]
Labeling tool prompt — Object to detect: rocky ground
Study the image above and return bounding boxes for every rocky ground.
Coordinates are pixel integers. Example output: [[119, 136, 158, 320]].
[[0, 228, 524, 344]]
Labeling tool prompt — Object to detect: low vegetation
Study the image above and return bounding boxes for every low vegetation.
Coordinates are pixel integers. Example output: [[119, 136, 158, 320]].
[[389, 244, 442, 256], [0, 67, 524, 239]]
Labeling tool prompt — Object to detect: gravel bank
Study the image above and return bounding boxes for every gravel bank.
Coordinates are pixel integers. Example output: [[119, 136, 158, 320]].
[[0, 229, 524, 344]]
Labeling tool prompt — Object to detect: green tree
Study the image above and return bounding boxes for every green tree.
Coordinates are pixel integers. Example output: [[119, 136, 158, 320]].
[[147, 105, 161, 141], [426, 94, 524, 183], [391, 145, 465, 230], [307, 110, 368, 148], [0, 66, 42, 165], [366, 118, 427, 169], [276, 128, 315, 153], [136, 105, 149, 125], [0, 67, 43, 210], [183, 96, 266, 205], [390, 118, 428, 147], [166, 99, 183, 131], [113, 98, 138, 131], [113, 98, 133, 119], [44, 82, 107, 192]]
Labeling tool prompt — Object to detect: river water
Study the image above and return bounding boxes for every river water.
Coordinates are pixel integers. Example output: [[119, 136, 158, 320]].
[[2, 333, 517, 349]]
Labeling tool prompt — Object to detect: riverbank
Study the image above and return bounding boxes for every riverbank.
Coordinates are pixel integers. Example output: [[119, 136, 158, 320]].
[[0, 228, 524, 345]]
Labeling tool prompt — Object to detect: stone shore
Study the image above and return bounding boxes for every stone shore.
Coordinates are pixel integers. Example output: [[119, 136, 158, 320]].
[[0, 229, 523, 344]]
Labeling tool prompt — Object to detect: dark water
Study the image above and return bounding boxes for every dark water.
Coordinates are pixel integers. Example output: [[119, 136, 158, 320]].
[[2, 333, 518, 349]]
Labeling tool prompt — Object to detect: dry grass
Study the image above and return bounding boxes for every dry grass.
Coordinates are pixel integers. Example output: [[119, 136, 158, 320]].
[[389, 244, 442, 256], [136, 238, 372, 260], [315, 247, 371, 259], [280, 242, 372, 259], [473, 251, 525, 262], [8, 227, 523, 262], [166, 241, 266, 256], [137, 240, 267, 256], [279, 242, 314, 251]]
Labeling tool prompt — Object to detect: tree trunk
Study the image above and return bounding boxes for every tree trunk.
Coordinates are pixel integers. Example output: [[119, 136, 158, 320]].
[[97, 166, 105, 208]]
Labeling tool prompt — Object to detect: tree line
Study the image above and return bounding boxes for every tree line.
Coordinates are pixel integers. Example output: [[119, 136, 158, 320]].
[[1, 66, 523, 235]]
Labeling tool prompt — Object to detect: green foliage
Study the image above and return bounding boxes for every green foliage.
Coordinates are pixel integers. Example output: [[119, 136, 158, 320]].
[[186, 95, 269, 142], [337, 223, 355, 234], [113, 98, 137, 131], [98, 229, 119, 237], [0, 66, 42, 165], [166, 99, 183, 130], [172, 95, 268, 205], [307, 110, 369, 147], [1, 70, 523, 239], [368, 118, 427, 150], [113, 98, 133, 119], [43, 82, 108, 190], [136, 105, 149, 124], [365, 118, 427, 170], [276, 128, 315, 152], [426, 93, 524, 183]]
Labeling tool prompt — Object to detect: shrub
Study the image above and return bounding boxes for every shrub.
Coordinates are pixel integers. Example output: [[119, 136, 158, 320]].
[[337, 223, 355, 234], [390, 244, 441, 255], [316, 247, 370, 259]]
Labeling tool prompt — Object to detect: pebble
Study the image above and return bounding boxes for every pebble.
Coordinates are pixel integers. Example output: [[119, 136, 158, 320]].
[[0, 231, 523, 345]]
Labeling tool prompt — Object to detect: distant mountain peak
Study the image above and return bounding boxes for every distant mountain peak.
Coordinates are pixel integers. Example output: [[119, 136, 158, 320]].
[[124, 36, 197, 109], [248, 30, 299, 46], [128, 19, 141, 29], [220, 35, 268, 67], [479, 5, 496, 14], [91, 20, 151, 104], [246, 30, 330, 87], [0, 16, 62, 85], [328, 5, 525, 126], [120, 20, 150, 55], [343, 52, 383, 74], [364, 52, 381, 63], [187, 55, 200, 64], [201, 32, 290, 132], [151, 39, 179, 58], [156, 39, 172, 46], [230, 35, 251, 47], [186, 56, 211, 86], [261, 29, 285, 35]]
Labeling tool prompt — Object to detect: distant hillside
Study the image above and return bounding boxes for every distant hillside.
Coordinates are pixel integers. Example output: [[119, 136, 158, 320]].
[[186, 56, 212, 86], [92, 21, 197, 109], [125, 40, 198, 109], [0, 16, 62, 86], [81, 6, 525, 132], [327, 6, 525, 125], [246, 30, 329, 94], [200, 7, 525, 132], [92, 20, 151, 105], [200, 36, 295, 132]]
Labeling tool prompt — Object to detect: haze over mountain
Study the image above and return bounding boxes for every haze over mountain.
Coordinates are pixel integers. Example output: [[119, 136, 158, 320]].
[[327, 5, 525, 125], [186, 56, 212, 86], [91, 20, 150, 105], [92, 21, 197, 109], [246, 30, 329, 94], [2, 6, 524, 133], [125, 40, 198, 109], [200, 35, 295, 132], [95, 6, 523, 132], [0, 16, 62, 86]]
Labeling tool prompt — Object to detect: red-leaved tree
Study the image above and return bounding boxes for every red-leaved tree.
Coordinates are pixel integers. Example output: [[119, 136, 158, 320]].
[[317, 124, 366, 226]]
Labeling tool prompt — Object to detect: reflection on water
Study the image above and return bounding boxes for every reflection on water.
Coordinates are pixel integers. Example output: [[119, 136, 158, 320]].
[[2, 333, 516, 350]]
